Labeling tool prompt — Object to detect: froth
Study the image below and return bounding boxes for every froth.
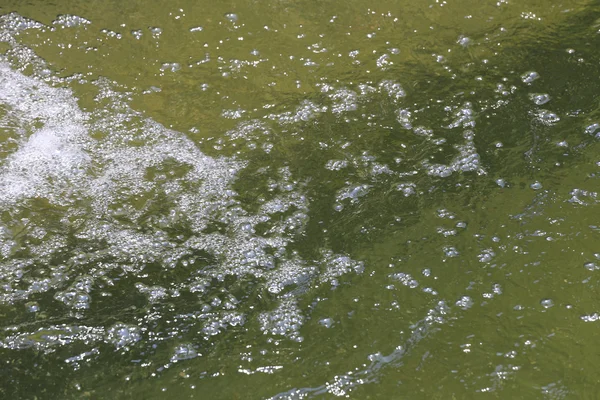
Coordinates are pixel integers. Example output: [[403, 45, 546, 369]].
[[0, 14, 365, 359]]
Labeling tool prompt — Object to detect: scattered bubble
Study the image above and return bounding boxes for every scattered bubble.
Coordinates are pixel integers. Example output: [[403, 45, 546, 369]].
[[160, 62, 181, 72], [532, 109, 560, 125], [530, 93, 550, 105], [540, 299, 554, 309], [131, 29, 142, 39], [478, 249, 495, 263], [319, 318, 334, 328], [530, 181, 543, 190], [224, 13, 238, 22], [455, 296, 473, 310], [149, 26, 162, 38], [585, 123, 600, 138], [171, 344, 199, 362], [521, 71, 539, 83], [397, 183, 416, 197], [389, 272, 419, 288], [584, 262, 599, 271], [52, 15, 91, 28], [443, 246, 460, 258], [457, 35, 471, 47], [107, 324, 142, 349], [581, 313, 600, 322]]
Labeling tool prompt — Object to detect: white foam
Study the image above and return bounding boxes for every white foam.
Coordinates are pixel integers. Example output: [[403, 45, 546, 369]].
[[0, 13, 366, 352]]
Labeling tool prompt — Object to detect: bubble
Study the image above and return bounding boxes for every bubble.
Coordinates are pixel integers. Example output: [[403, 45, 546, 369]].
[[443, 246, 460, 258], [337, 184, 371, 203], [455, 296, 473, 310], [426, 164, 453, 177], [259, 299, 304, 342], [389, 272, 419, 288], [585, 123, 600, 136], [457, 35, 471, 47], [378, 80, 405, 100], [376, 54, 391, 69], [330, 88, 358, 113], [321, 252, 365, 280], [397, 183, 416, 197], [52, 15, 91, 28], [478, 249, 495, 263], [584, 262, 599, 271], [54, 288, 91, 310], [319, 318, 334, 328], [581, 313, 600, 322], [149, 26, 162, 38], [492, 283, 502, 295], [530, 93, 550, 105], [325, 160, 349, 171], [135, 283, 168, 303], [532, 110, 560, 125], [171, 344, 199, 362], [160, 63, 181, 72], [530, 181, 543, 190], [131, 29, 142, 39], [521, 71, 539, 83], [224, 13, 239, 22], [540, 299, 554, 309], [107, 324, 142, 349]]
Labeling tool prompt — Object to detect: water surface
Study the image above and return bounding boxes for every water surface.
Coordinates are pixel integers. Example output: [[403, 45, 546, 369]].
[[1, 0, 600, 398]]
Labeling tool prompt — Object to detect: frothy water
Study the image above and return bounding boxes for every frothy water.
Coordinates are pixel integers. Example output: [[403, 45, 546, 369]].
[[0, 11, 364, 369]]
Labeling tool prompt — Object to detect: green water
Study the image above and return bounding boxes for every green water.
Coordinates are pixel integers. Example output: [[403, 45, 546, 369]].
[[1, 0, 600, 398]]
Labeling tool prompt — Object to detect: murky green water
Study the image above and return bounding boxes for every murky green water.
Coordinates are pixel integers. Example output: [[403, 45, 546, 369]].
[[1, 0, 600, 398]]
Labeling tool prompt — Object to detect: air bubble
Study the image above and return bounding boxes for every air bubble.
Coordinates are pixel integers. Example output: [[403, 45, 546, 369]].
[[530, 93, 550, 105], [171, 344, 199, 362], [530, 181, 543, 190], [584, 262, 599, 271], [540, 299, 554, 309], [224, 13, 239, 22], [521, 71, 539, 83]]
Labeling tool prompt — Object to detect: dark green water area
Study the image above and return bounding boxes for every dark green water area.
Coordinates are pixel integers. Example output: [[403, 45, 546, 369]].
[[1, 0, 600, 398]]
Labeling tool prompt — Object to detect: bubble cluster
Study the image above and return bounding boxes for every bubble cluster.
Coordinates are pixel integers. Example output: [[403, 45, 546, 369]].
[[0, 15, 366, 361]]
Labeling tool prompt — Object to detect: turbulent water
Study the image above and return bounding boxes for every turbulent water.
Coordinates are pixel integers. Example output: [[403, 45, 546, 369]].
[[1, 1, 600, 398]]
